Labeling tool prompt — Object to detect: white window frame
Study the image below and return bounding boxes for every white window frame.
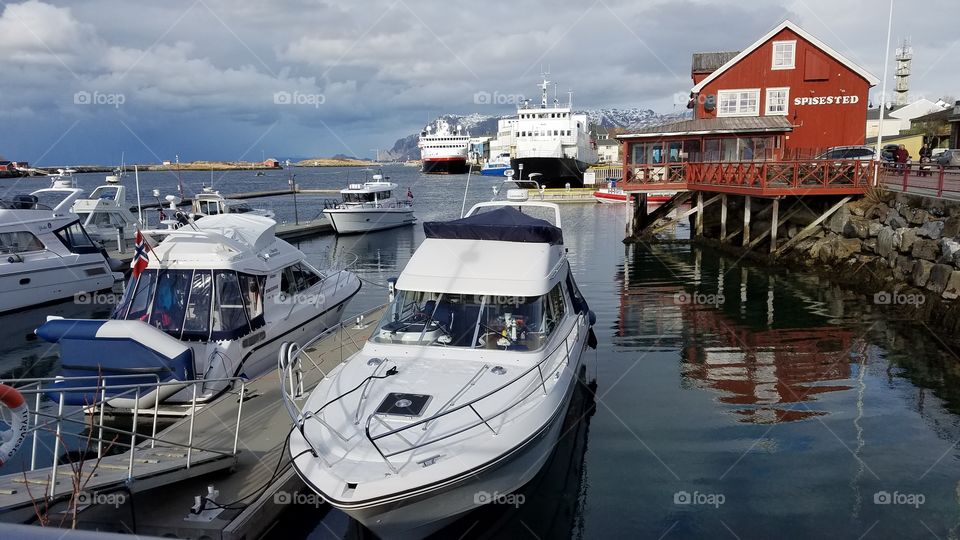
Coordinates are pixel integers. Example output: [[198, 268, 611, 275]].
[[765, 87, 790, 116], [717, 88, 760, 117], [772, 40, 796, 70]]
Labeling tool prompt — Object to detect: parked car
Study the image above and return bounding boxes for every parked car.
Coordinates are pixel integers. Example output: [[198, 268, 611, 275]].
[[815, 146, 878, 161], [879, 144, 899, 162], [938, 149, 960, 168]]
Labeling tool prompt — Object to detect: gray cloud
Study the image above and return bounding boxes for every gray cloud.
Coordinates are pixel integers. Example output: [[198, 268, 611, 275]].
[[0, 0, 957, 165]]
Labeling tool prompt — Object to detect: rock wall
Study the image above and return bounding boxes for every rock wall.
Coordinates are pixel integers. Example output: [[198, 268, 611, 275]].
[[781, 191, 960, 336]]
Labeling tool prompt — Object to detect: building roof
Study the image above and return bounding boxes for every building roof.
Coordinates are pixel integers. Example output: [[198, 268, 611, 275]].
[[866, 106, 904, 120], [911, 108, 954, 124], [617, 116, 793, 139], [597, 138, 619, 146], [691, 51, 740, 74], [691, 20, 880, 93]]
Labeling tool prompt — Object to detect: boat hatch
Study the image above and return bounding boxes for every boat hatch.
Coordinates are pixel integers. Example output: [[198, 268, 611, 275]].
[[375, 393, 432, 417]]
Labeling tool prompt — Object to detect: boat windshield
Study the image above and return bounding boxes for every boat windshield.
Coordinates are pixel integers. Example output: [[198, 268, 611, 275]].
[[89, 186, 120, 201], [370, 283, 568, 350], [112, 268, 266, 341]]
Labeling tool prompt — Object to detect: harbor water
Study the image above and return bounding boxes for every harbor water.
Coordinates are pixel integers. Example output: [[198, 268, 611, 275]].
[[3, 167, 960, 538]]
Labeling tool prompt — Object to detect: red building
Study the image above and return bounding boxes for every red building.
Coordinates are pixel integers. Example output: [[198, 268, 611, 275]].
[[619, 20, 879, 175]]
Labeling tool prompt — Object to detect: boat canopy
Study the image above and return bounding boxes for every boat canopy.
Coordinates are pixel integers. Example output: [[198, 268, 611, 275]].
[[423, 206, 563, 245]]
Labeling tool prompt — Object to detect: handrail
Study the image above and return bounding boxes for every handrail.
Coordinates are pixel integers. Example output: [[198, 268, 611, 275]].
[[278, 310, 583, 471], [1, 374, 247, 499], [362, 315, 581, 464]]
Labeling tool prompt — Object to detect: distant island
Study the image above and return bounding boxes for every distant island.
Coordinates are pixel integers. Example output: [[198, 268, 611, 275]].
[[10, 157, 381, 176], [294, 155, 378, 167]]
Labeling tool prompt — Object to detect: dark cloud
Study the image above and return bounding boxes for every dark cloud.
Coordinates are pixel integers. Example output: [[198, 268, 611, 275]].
[[0, 0, 957, 164]]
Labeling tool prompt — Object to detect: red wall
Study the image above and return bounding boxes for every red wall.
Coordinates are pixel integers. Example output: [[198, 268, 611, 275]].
[[695, 28, 871, 150]]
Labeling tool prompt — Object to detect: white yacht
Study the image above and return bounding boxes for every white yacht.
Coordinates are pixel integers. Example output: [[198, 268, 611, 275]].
[[323, 174, 415, 234], [0, 192, 122, 314], [105, 153, 126, 183], [36, 214, 361, 409], [510, 77, 598, 187], [282, 190, 597, 538], [190, 187, 275, 220], [72, 183, 141, 243], [417, 119, 470, 175]]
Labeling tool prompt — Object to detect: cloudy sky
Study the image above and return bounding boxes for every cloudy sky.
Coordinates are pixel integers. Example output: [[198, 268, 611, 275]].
[[0, 0, 956, 165]]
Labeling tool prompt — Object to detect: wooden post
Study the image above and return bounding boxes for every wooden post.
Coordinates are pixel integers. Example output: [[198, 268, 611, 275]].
[[624, 194, 634, 237], [635, 192, 648, 229], [769, 198, 779, 253], [695, 191, 704, 237], [720, 194, 727, 242], [742, 195, 751, 247]]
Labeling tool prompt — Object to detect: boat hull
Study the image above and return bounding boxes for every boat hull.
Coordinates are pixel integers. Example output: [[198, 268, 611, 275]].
[[0, 260, 117, 314], [323, 208, 416, 234], [510, 157, 591, 188], [480, 165, 510, 177], [421, 158, 469, 175]]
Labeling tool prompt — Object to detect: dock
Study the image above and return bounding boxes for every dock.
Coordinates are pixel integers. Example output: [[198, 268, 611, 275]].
[[135, 188, 340, 211], [0, 306, 385, 539]]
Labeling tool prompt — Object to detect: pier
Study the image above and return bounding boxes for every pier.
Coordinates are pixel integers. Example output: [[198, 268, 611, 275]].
[[0, 306, 385, 539]]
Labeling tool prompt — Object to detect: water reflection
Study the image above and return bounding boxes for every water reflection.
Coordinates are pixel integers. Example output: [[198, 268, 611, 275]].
[[617, 244, 862, 424]]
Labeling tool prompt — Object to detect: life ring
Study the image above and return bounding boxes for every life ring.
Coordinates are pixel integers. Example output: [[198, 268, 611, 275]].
[[0, 384, 29, 466]]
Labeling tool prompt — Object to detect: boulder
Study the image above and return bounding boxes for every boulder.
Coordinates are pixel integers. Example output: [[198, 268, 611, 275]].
[[868, 221, 883, 237], [912, 239, 940, 261], [843, 216, 873, 239], [899, 228, 919, 253], [862, 238, 877, 254], [826, 205, 852, 235], [893, 255, 915, 281], [943, 216, 960, 238], [876, 226, 900, 259], [888, 214, 908, 229], [943, 271, 960, 300], [927, 264, 954, 294], [832, 237, 862, 260], [902, 206, 932, 225], [917, 220, 945, 240], [868, 203, 890, 222], [939, 238, 960, 264], [913, 260, 934, 288]]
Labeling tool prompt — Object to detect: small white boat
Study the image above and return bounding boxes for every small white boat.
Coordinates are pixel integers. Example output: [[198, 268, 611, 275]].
[[71, 183, 141, 243], [282, 188, 596, 538], [105, 153, 126, 183], [0, 191, 122, 314], [190, 187, 275, 220], [323, 173, 415, 234], [36, 214, 361, 409], [593, 181, 676, 205]]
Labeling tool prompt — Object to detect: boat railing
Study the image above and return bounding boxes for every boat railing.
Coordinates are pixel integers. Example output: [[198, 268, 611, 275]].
[[278, 310, 583, 473], [0, 374, 248, 499]]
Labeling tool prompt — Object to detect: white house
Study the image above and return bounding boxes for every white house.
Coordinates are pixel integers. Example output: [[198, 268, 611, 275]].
[[866, 98, 950, 139]]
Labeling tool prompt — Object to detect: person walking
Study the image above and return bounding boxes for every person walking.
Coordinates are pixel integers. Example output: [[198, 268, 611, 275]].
[[919, 143, 933, 177], [895, 144, 909, 174]]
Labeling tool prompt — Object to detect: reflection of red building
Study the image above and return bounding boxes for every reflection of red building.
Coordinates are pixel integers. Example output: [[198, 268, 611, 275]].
[[619, 20, 879, 175], [615, 251, 858, 424]]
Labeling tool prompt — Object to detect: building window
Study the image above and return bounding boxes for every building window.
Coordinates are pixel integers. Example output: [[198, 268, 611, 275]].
[[772, 40, 796, 70], [766, 87, 790, 116], [717, 89, 760, 117]]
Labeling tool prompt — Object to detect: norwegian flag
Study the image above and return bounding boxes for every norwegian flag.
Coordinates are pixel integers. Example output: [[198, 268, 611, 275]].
[[406, 187, 413, 199], [131, 229, 151, 276]]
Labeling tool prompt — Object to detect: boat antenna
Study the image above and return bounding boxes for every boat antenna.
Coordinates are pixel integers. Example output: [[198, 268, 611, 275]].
[[175, 154, 185, 202], [568, 89, 573, 108], [134, 164, 143, 224], [460, 163, 473, 218]]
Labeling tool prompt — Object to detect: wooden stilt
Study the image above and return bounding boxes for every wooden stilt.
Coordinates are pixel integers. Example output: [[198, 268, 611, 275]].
[[769, 198, 779, 253], [742, 195, 751, 247], [773, 196, 852, 257], [695, 191, 704, 237], [720, 194, 727, 242]]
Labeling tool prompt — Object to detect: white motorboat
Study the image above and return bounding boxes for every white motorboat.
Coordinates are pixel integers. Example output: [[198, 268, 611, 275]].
[[282, 189, 597, 538], [322, 173, 415, 234], [71, 183, 141, 243], [190, 187, 275, 220], [105, 153, 126, 183], [0, 192, 122, 314], [36, 214, 361, 409]]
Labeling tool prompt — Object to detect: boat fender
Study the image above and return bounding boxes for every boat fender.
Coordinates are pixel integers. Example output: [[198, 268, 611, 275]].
[[587, 328, 598, 350], [587, 310, 597, 327], [0, 384, 29, 466]]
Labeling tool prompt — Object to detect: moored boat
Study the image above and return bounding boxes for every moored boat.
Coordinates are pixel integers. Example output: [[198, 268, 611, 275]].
[[323, 173, 416, 234], [281, 187, 597, 538], [36, 214, 361, 409]]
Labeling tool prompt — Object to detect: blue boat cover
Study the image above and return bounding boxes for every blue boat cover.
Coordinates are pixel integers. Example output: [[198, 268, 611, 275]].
[[424, 206, 563, 245]]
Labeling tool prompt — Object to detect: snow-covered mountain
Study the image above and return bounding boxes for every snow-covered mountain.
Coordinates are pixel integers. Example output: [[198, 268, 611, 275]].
[[383, 108, 689, 161]]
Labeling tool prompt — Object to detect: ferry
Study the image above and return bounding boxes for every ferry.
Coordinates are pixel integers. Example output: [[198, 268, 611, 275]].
[[418, 119, 470, 175]]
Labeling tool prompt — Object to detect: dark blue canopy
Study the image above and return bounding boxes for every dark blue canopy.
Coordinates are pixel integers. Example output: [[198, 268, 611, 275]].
[[424, 206, 563, 244]]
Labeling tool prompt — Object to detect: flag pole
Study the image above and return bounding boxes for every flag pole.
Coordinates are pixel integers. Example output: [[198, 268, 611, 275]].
[[874, 0, 894, 185]]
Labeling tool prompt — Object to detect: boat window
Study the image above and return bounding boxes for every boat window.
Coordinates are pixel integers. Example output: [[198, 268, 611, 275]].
[[182, 270, 213, 339], [0, 231, 44, 254], [238, 273, 266, 330], [212, 270, 250, 340], [148, 269, 192, 333], [371, 286, 567, 351], [565, 272, 586, 314], [280, 263, 321, 297], [117, 269, 158, 321], [90, 187, 118, 201], [54, 221, 100, 253], [89, 212, 112, 227], [204, 201, 221, 215]]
